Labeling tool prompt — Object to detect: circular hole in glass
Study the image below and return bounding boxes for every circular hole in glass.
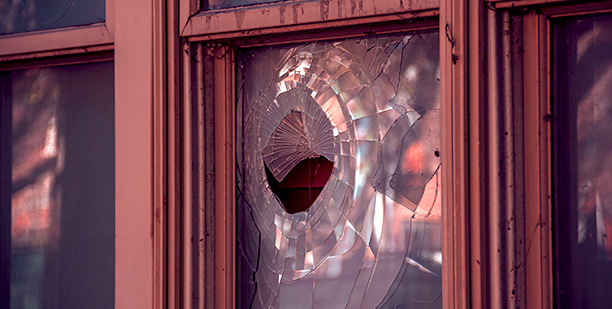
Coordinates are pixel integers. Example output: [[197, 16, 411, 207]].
[[265, 157, 333, 214]]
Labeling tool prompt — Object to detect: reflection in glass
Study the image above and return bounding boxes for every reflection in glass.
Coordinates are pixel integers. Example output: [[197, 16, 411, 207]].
[[1, 61, 114, 308], [0, 0, 105, 35], [236, 32, 441, 308], [205, 0, 287, 10], [554, 13, 612, 308]]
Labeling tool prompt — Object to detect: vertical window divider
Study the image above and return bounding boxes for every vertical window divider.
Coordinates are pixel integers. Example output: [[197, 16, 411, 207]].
[[440, 0, 471, 308], [114, 0, 157, 305], [213, 44, 236, 309], [467, 1, 488, 308], [181, 42, 194, 309], [153, 0, 169, 306], [167, 0, 182, 307], [522, 10, 552, 309], [172, 41, 236, 308]]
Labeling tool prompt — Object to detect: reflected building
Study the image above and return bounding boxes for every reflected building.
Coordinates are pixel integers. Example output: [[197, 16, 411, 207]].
[[2, 63, 115, 309]]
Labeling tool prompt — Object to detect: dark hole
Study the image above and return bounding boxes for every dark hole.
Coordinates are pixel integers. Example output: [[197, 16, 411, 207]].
[[265, 157, 334, 214]]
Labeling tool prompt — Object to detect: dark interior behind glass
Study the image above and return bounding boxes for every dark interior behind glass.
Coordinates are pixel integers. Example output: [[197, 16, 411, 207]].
[[0, 61, 115, 308], [553, 13, 612, 308]]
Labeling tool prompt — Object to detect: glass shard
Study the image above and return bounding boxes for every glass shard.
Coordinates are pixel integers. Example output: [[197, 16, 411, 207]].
[[373, 111, 441, 211], [262, 110, 334, 183]]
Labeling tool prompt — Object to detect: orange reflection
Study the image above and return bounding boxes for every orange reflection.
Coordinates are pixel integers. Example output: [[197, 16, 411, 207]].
[[401, 141, 424, 174], [11, 68, 63, 253]]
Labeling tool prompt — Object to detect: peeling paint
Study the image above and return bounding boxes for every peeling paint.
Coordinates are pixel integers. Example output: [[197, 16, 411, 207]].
[[292, 4, 299, 24], [350, 0, 356, 15], [279, 6, 286, 24], [205, 15, 212, 28], [320, 0, 330, 21], [235, 10, 245, 29], [337, 0, 343, 18]]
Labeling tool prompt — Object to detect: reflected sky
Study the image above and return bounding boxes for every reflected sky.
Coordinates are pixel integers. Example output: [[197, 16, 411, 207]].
[[0, 0, 105, 34]]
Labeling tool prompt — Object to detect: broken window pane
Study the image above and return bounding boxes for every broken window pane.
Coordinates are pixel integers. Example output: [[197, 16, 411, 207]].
[[0, 61, 115, 308], [236, 31, 441, 308], [554, 13, 612, 308], [0, 0, 104, 35]]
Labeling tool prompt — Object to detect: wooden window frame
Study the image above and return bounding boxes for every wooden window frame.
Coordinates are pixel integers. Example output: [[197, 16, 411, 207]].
[[169, 1, 612, 309], [536, 2, 612, 308], [1, 0, 604, 307], [0, 0, 115, 60], [0, 0, 167, 307], [171, 1, 458, 309], [443, 1, 612, 309]]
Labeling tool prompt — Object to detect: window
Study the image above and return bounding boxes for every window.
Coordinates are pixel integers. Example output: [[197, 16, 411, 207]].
[[9, 0, 612, 308], [0, 0, 162, 307], [235, 32, 442, 308], [0, 0, 105, 34], [553, 11, 612, 308], [1, 60, 115, 308], [172, 1, 445, 308]]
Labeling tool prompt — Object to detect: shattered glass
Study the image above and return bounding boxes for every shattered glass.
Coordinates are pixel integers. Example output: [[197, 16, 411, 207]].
[[236, 31, 441, 308], [0, 0, 104, 35]]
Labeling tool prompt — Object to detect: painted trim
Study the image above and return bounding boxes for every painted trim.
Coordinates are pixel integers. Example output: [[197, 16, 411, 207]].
[[0, 24, 113, 58], [0, 0, 115, 58], [114, 0, 155, 306], [522, 10, 552, 309], [181, 0, 439, 37], [440, 0, 471, 308], [214, 45, 236, 309]]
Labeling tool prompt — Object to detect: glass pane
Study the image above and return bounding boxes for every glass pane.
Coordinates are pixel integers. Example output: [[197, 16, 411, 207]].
[[236, 32, 441, 308], [554, 13, 612, 308], [206, 0, 288, 10], [0, 61, 115, 308], [0, 0, 105, 35]]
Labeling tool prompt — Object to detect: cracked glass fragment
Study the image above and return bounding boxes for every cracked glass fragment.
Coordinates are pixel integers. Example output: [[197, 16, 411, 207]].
[[237, 31, 441, 308], [262, 109, 335, 183], [373, 111, 441, 211], [0, 0, 105, 35]]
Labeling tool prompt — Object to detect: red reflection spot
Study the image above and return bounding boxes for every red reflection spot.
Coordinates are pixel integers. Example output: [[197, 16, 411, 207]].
[[401, 141, 424, 173]]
